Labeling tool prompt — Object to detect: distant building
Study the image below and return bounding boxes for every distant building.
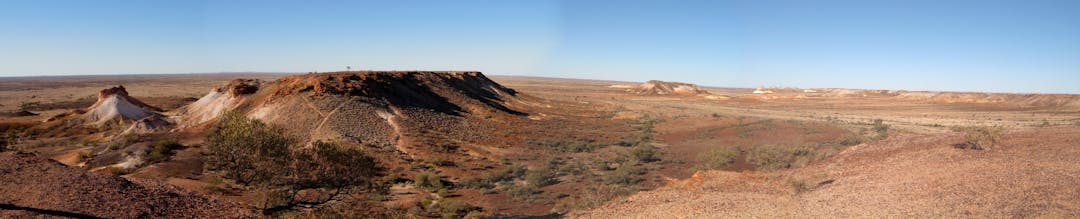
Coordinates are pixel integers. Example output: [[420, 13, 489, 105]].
[[803, 89, 818, 93], [753, 87, 774, 94]]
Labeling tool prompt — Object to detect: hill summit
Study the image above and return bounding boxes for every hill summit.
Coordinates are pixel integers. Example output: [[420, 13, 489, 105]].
[[178, 71, 531, 148], [81, 86, 163, 126], [629, 80, 710, 95]]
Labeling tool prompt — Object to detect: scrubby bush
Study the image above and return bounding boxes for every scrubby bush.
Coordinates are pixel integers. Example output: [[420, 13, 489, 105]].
[[205, 112, 383, 212], [551, 184, 637, 213], [414, 171, 445, 191], [524, 168, 556, 187], [529, 137, 598, 153], [487, 164, 527, 183], [871, 119, 889, 140], [205, 111, 294, 186], [289, 140, 382, 192], [602, 160, 642, 185], [951, 126, 1004, 150], [458, 176, 486, 189], [145, 139, 182, 164], [697, 148, 738, 170], [835, 132, 865, 146], [747, 145, 813, 170], [430, 198, 480, 218], [459, 164, 528, 189], [507, 183, 540, 199], [629, 144, 659, 162]]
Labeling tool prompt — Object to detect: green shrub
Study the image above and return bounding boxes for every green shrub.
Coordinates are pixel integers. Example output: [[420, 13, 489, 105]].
[[529, 137, 598, 153], [602, 160, 641, 185], [430, 198, 479, 219], [871, 119, 889, 140], [747, 145, 813, 170], [145, 139, 182, 164], [289, 140, 382, 190], [524, 168, 556, 187], [486, 164, 527, 183], [835, 132, 865, 146], [788, 178, 814, 194], [507, 183, 540, 199], [951, 126, 1004, 150], [437, 188, 451, 198], [458, 176, 486, 189], [697, 148, 738, 170], [414, 171, 444, 190], [204, 111, 294, 186], [629, 144, 659, 162], [559, 160, 588, 176]]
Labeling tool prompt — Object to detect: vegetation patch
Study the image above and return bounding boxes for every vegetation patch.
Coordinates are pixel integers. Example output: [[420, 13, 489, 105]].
[[695, 147, 739, 170], [951, 126, 1004, 150], [144, 139, 181, 164], [204, 111, 384, 212]]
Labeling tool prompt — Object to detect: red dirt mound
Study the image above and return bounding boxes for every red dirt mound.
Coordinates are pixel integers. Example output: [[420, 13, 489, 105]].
[[216, 79, 261, 96], [273, 71, 521, 115], [0, 151, 249, 218], [180, 71, 533, 152]]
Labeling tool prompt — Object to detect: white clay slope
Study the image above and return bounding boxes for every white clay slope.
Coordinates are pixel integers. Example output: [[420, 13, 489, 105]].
[[182, 91, 238, 125], [83, 95, 156, 126]]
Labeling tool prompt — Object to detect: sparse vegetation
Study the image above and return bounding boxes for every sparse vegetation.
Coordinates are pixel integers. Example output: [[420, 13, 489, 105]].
[[524, 167, 556, 187], [831, 119, 889, 146], [603, 159, 643, 185], [507, 183, 541, 199], [529, 137, 599, 153], [551, 184, 636, 213], [414, 171, 445, 191], [145, 139, 181, 164], [747, 144, 842, 171], [428, 198, 481, 218], [204, 111, 383, 212], [205, 111, 294, 186], [836, 132, 865, 146], [951, 126, 1004, 150], [871, 119, 890, 140], [696, 147, 739, 170], [617, 115, 660, 147], [629, 144, 660, 162]]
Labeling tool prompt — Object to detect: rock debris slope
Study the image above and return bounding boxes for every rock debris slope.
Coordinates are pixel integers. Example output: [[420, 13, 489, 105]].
[[0, 152, 249, 218]]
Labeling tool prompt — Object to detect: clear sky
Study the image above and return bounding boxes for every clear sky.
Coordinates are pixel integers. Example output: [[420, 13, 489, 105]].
[[1, 0, 1077, 93]]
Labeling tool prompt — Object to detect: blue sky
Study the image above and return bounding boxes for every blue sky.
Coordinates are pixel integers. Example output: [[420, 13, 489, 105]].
[[1, 0, 1077, 93]]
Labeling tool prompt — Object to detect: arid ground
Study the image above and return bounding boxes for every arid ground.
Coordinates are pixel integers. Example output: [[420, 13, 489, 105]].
[[1, 73, 1077, 218]]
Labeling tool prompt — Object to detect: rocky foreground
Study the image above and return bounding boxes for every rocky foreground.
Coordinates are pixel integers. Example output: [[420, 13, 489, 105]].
[[0, 152, 249, 218]]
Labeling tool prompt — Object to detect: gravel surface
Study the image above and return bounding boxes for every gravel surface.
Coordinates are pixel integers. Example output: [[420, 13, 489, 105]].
[[0, 151, 251, 218], [571, 127, 1080, 218]]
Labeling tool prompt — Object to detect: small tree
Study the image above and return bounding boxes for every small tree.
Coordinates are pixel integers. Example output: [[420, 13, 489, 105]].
[[205, 111, 295, 186], [285, 140, 382, 206]]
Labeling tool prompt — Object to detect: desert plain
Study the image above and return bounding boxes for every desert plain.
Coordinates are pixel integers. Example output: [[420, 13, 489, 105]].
[[1, 72, 1078, 218]]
